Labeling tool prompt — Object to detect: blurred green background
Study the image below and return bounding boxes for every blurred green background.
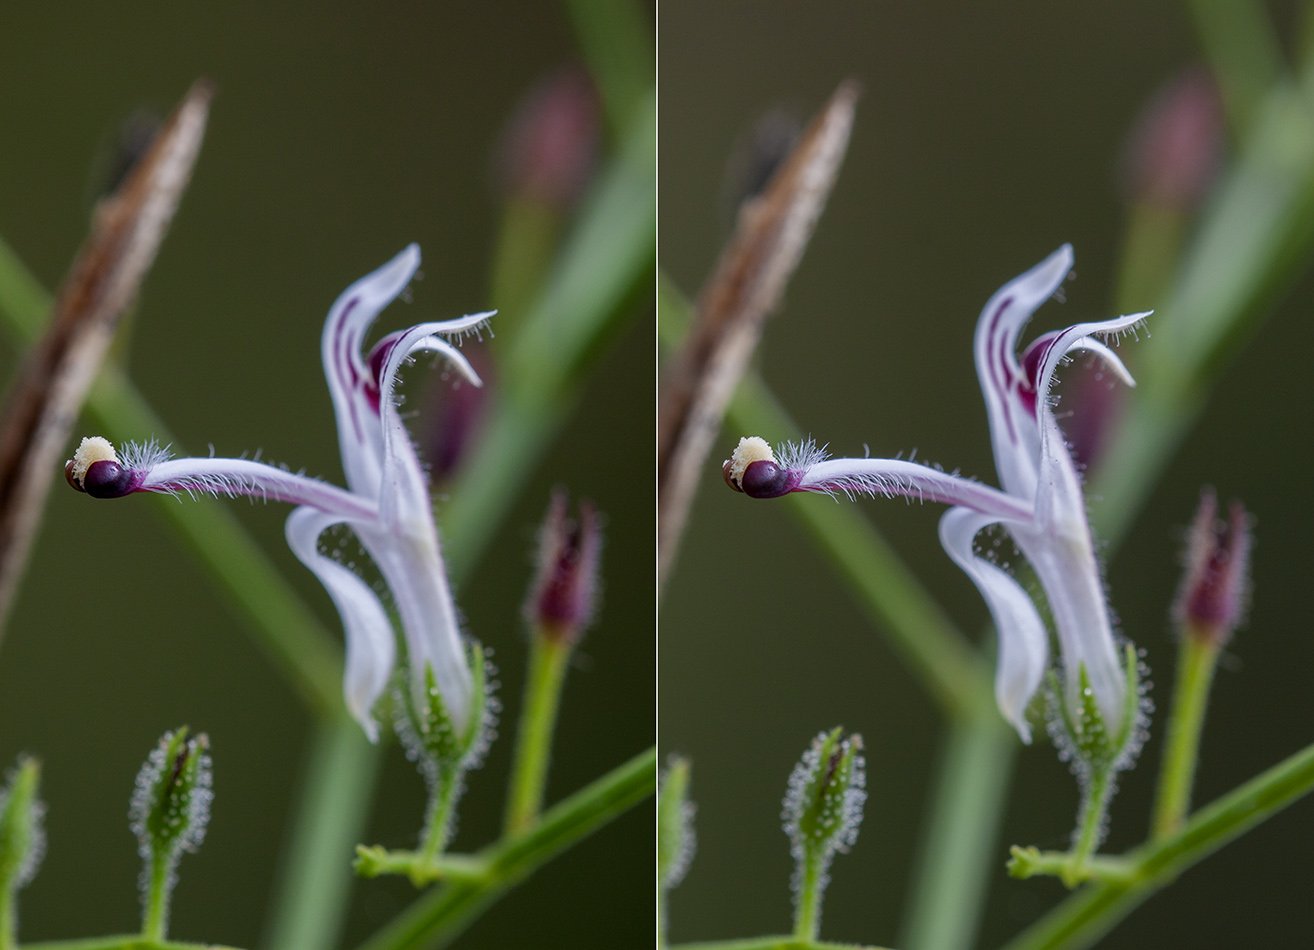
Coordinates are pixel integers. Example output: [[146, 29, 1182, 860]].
[[0, 4, 650, 948], [661, 3, 1314, 948]]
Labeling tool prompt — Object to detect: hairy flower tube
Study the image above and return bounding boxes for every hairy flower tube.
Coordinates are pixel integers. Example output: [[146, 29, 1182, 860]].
[[725, 245, 1149, 744], [65, 246, 492, 741]]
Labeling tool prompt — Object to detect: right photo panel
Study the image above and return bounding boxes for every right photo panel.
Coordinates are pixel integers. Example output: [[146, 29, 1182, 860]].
[[659, 4, 1314, 949]]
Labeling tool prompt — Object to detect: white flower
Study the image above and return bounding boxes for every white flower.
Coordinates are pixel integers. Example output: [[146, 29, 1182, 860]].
[[67, 246, 492, 741], [724, 245, 1148, 741]]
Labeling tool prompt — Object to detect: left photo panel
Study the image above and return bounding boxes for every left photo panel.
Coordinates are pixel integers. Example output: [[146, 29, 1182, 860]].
[[0, 5, 653, 948]]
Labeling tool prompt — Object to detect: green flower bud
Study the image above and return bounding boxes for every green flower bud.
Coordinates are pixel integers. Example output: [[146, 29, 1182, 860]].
[[657, 757, 695, 892], [129, 727, 212, 934], [0, 757, 44, 896], [395, 644, 496, 780]]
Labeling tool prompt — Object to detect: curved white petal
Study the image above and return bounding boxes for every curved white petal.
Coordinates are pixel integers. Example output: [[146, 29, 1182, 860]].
[[973, 245, 1074, 498], [939, 507, 1049, 742], [285, 507, 395, 741], [321, 245, 422, 495], [1035, 311, 1149, 410], [376, 319, 489, 527], [1063, 337, 1137, 388]]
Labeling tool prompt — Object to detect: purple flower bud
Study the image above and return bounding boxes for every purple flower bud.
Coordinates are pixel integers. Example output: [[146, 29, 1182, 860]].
[[422, 349, 492, 484], [525, 490, 602, 643], [1121, 67, 1224, 213], [1174, 488, 1252, 644], [496, 67, 600, 212]]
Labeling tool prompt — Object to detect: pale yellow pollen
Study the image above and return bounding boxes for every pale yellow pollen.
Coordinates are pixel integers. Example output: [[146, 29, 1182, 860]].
[[69, 436, 119, 487], [726, 436, 776, 487]]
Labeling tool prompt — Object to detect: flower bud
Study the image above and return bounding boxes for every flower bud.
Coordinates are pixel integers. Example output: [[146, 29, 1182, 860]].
[[525, 490, 602, 644], [1121, 67, 1224, 213], [395, 645, 495, 780], [495, 67, 599, 212], [130, 728, 212, 869], [782, 728, 866, 874], [657, 757, 696, 893], [0, 758, 45, 897], [1175, 488, 1252, 645]]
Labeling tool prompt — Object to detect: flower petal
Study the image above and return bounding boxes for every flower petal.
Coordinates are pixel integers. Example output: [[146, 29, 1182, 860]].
[[285, 507, 395, 741], [321, 245, 422, 495], [133, 456, 379, 521], [939, 507, 1048, 742], [794, 456, 1036, 522], [974, 245, 1074, 497]]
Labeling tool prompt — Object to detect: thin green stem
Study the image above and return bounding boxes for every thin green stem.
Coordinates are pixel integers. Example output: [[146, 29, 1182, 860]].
[[260, 714, 380, 950], [0, 237, 343, 714], [792, 849, 823, 942], [354, 846, 489, 884], [899, 711, 1016, 950], [141, 854, 170, 941], [1151, 634, 1220, 840], [1066, 766, 1115, 888], [504, 635, 572, 835], [420, 763, 461, 867], [1002, 739, 1314, 950], [1008, 848, 1136, 886], [0, 889, 13, 950], [356, 747, 655, 950], [564, 0, 650, 139], [657, 274, 991, 719], [672, 939, 890, 950], [1185, 0, 1284, 134], [25, 939, 245, 950]]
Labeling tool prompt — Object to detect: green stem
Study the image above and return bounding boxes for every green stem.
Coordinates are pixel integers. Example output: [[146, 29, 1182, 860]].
[[354, 846, 489, 884], [420, 763, 461, 867], [25, 940, 245, 950], [1067, 766, 1115, 887], [792, 848, 823, 941], [141, 854, 170, 941], [260, 714, 380, 950], [899, 711, 1016, 949], [356, 747, 655, 950], [0, 889, 13, 950], [1151, 634, 1220, 840], [504, 635, 572, 834], [0, 236, 343, 714], [1002, 739, 1314, 950], [672, 939, 890, 950], [657, 275, 991, 720]]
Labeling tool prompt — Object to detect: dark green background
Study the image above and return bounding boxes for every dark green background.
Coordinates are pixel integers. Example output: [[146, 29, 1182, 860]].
[[0, 4, 651, 948], [661, 3, 1314, 949]]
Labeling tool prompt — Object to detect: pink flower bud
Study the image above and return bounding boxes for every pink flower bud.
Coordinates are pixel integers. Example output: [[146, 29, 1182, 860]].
[[1175, 488, 1252, 644], [525, 490, 602, 642], [496, 67, 600, 212], [1121, 67, 1224, 213]]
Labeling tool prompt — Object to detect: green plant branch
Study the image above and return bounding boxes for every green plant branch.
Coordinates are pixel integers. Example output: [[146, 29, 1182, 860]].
[[504, 635, 572, 835], [24, 940, 243, 950], [564, 0, 651, 140], [1002, 738, 1314, 950], [899, 711, 1016, 949], [1185, 0, 1284, 134], [353, 846, 489, 884], [671, 938, 890, 950], [0, 236, 343, 715], [1150, 634, 1219, 840], [260, 714, 380, 950], [356, 747, 655, 950], [657, 274, 991, 720]]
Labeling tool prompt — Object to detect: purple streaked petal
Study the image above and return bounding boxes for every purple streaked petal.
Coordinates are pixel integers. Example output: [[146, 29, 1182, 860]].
[[137, 457, 379, 522], [322, 245, 422, 495], [939, 507, 1048, 742], [795, 457, 1036, 522], [286, 507, 395, 741], [974, 245, 1073, 496]]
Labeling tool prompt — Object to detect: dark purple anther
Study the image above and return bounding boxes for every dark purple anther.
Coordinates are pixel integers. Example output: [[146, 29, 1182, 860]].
[[82, 459, 138, 499], [740, 459, 799, 499]]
